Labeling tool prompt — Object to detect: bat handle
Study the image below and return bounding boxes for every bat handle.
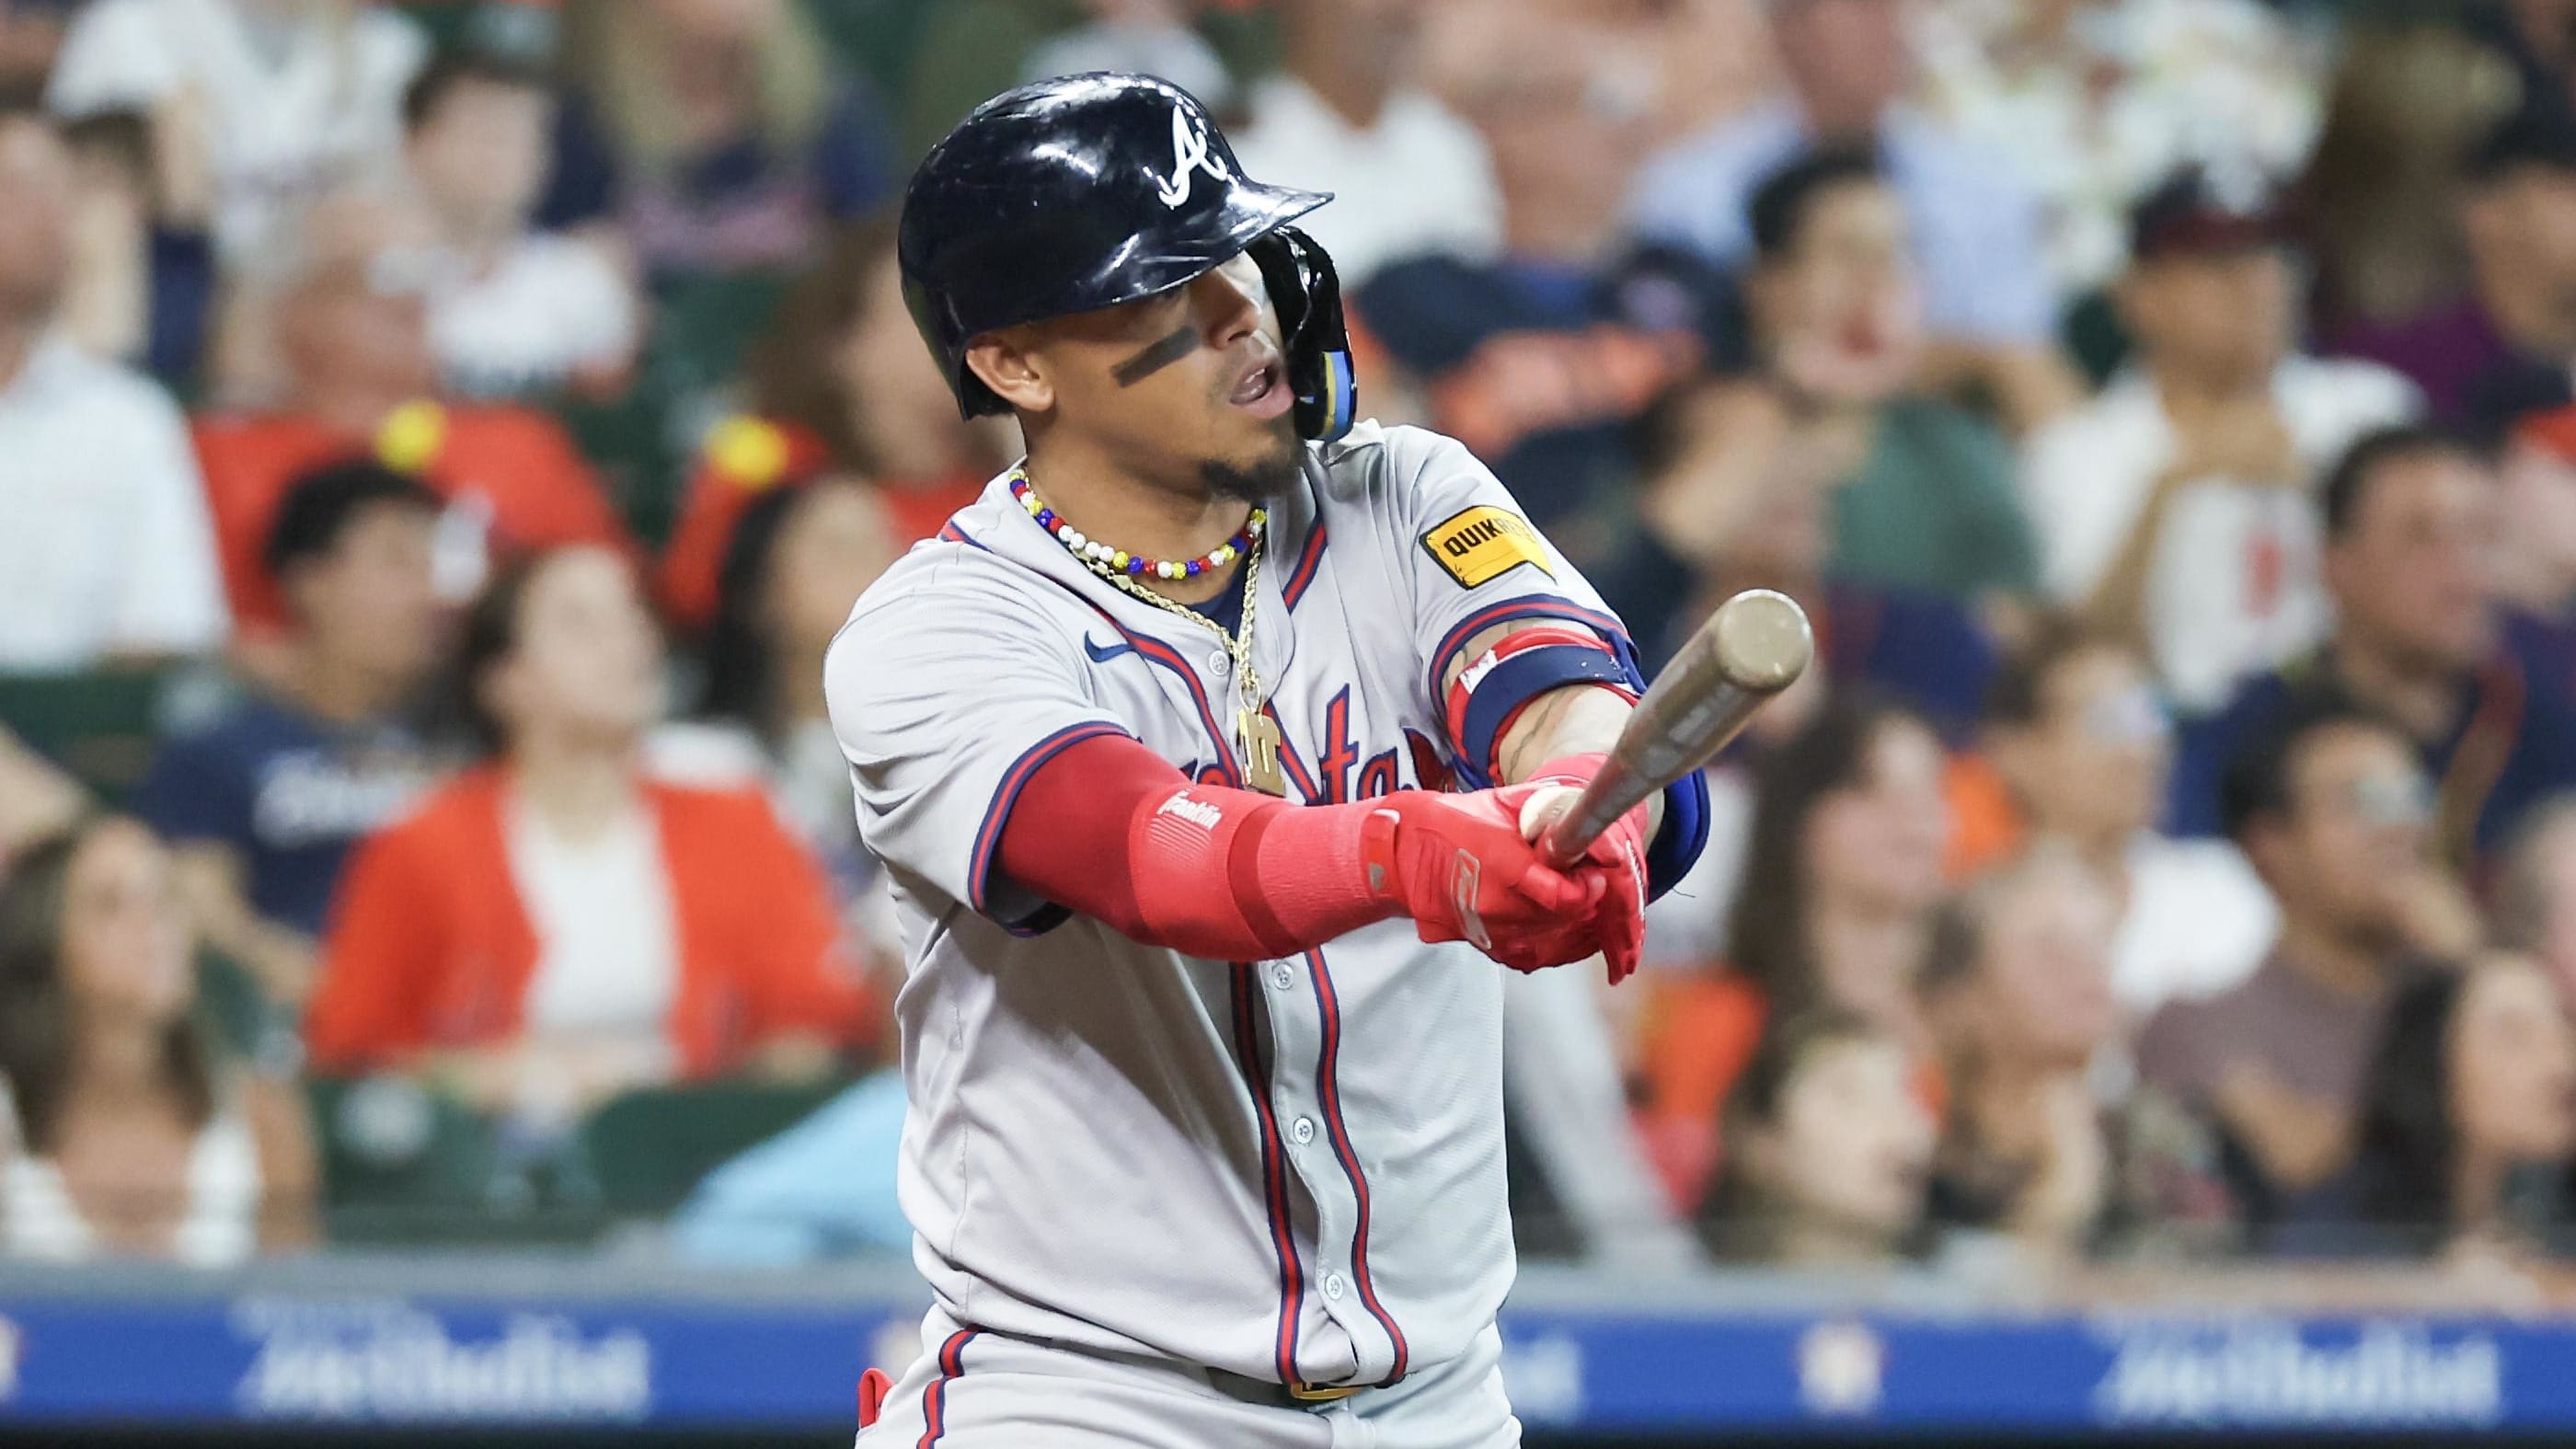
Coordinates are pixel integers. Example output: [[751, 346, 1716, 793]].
[[1537, 760, 1652, 868]]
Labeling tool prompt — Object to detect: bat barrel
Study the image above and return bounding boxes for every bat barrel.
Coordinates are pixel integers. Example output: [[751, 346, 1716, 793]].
[[1538, 590, 1813, 867]]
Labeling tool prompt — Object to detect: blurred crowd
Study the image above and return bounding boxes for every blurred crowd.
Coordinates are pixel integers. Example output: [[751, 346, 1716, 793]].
[[11, 0, 2576, 1298]]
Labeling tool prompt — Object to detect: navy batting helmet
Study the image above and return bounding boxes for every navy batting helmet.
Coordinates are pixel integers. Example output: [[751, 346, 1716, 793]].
[[898, 72, 1359, 443]]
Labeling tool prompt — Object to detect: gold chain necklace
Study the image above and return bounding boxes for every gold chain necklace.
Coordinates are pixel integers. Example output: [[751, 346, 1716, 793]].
[[1017, 469, 1287, 795]]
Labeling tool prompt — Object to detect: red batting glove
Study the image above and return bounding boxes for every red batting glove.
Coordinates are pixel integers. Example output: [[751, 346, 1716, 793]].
[[1513, 752, 1650, 984], [1359, 788, 1609, 972]]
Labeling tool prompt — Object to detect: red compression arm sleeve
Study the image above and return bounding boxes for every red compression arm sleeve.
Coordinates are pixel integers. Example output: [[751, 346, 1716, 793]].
[[995, 733, 1398, 958]]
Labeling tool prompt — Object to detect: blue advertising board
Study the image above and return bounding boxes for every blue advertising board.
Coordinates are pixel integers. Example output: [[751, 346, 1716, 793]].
[[0, 1282, 2563, 1435]]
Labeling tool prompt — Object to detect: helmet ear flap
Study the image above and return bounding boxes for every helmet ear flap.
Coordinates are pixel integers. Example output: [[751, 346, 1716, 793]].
[[1249, 227, 1358, 443]]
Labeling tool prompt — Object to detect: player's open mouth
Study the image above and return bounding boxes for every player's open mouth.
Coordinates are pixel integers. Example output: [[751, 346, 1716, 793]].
[[1231, 359, 1293, 420]]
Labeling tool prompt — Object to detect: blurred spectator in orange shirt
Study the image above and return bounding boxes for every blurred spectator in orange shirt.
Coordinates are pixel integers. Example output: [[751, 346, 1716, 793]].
[[1635, 696, 1951, 1210], [306, 545, 867, 1120], [660, 218, 1013, 632], [193, 189, 632, 636]]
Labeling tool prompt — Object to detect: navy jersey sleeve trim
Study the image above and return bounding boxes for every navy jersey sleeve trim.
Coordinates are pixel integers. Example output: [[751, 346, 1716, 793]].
[[970, 720, 1133, 936], [1418, 594, 1709, 894], [1454, 646, 1634, 787]]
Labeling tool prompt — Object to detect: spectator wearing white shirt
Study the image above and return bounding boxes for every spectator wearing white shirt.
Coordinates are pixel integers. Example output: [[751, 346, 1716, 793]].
[[401, 52, 637, 401], [1980, 622, 2276, 1018], [1624, 0, 2080, 431], [2022, 169, 2419, 716], [1225, 0, 1503, 287], [0, 98, 227, 669], [44, 0, 427, 265]]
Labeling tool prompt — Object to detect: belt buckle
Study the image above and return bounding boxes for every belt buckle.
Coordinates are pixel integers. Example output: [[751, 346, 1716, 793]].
[[1286, 1380, 1362, 1403]]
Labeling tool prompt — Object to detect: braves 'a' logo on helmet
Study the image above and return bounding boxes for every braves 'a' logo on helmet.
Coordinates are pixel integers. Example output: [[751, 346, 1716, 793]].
[[1155, 103, 1234, 210]]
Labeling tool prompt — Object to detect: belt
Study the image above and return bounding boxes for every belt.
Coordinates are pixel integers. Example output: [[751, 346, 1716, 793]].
[[1206, 1369, 1365, 1409]]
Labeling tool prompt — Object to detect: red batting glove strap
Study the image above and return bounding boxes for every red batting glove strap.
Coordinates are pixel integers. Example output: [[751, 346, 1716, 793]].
[[1360, 789, 1608, 972], [1524, 751, 1651, 984]]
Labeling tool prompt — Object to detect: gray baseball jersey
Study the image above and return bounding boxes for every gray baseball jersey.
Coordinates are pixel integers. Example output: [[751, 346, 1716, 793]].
[[825, 420, 1698, 1396]]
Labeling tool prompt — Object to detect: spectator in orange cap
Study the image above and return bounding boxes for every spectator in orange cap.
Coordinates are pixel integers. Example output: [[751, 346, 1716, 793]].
[[659, 217, 1012, 632], [306, 544, 868, 1116], [191, 188, 633, 637]]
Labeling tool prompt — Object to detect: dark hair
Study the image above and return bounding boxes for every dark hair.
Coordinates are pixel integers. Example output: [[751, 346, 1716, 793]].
[[0, 86, 52, 132], [1748, 144, 1885, 259], [696, 478, 855, 740], [402, 49, 550, 132], [742, 215, 904, 475], [261, 456, 443, 583], [1698, 1006, 1892, 1255], [2493, 795, 2576, 955], [59, 109, 151, 185], [1727, 695, 1934, 1010], [1983, 615, 2131, 731], [2319, 423, 2482, 542], [2349, 968, 2473, 1246], [1915, 890, 1983, 1002], [447, 546, 643, 757], [2467, 103, 2576, 188], [0, 818, 214, 1156], [2216, 696, 2409, 844]]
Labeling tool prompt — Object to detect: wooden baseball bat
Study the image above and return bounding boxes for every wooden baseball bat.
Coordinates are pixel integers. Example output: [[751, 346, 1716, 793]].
[[1539, 589, 1814, 866]]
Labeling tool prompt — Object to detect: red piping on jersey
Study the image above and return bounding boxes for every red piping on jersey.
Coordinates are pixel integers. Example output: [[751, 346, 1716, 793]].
[[938, 503, 1317, 1384], [1302, 945, 1411, 1384], [1282, 516, 1328, 610], [1424, 594, 1628, 706], [1232, 960, 1309, 1386], [937, 519, 972, 544], [1075, 611, 1314, 1386], [968, 720, 1131, 930], [1256, 707, 1410, 1383], [914, 1328, 975, 1448]]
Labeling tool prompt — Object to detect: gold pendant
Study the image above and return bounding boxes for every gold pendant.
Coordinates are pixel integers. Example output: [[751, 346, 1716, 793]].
[[1240, 708, 1288, 797]]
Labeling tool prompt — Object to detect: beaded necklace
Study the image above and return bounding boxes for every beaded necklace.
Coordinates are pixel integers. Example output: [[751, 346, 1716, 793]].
[[1013, 467, 1286, 794]]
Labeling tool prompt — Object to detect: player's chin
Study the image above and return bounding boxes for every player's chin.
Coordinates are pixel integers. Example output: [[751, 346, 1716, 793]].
[[1199, 423, 1304, 502]]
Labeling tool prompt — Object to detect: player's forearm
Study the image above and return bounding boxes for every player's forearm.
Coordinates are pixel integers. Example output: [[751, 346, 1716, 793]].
[[996, 733, 1604, 966], [1000, 733, 1394, 960], [1493, 683, 1665, 837]]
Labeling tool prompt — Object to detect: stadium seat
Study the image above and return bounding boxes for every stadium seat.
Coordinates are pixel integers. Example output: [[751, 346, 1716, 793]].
[[581, 1077, 853, 1217], [0, 666, 181, 804], [307, 1075, 611, 1247]]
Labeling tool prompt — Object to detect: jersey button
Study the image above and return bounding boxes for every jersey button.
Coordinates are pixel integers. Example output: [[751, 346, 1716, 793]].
[[1271, 962, 1294, 991], [1208, 650, 1231, 674], [1323, 1274, 1347, 1301], [1291, 1116, 1317, 1145]]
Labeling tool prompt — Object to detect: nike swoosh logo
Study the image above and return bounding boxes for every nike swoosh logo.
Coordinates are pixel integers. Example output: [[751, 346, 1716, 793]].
[[1083, 637, 1137, 663]]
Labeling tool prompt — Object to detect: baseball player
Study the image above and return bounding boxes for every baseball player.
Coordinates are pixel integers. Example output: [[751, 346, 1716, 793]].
[[833, 74, 1709, 1447]]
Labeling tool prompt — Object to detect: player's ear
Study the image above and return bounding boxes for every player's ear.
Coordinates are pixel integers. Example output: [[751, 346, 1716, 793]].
[[965, 329, 1054, 416]]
